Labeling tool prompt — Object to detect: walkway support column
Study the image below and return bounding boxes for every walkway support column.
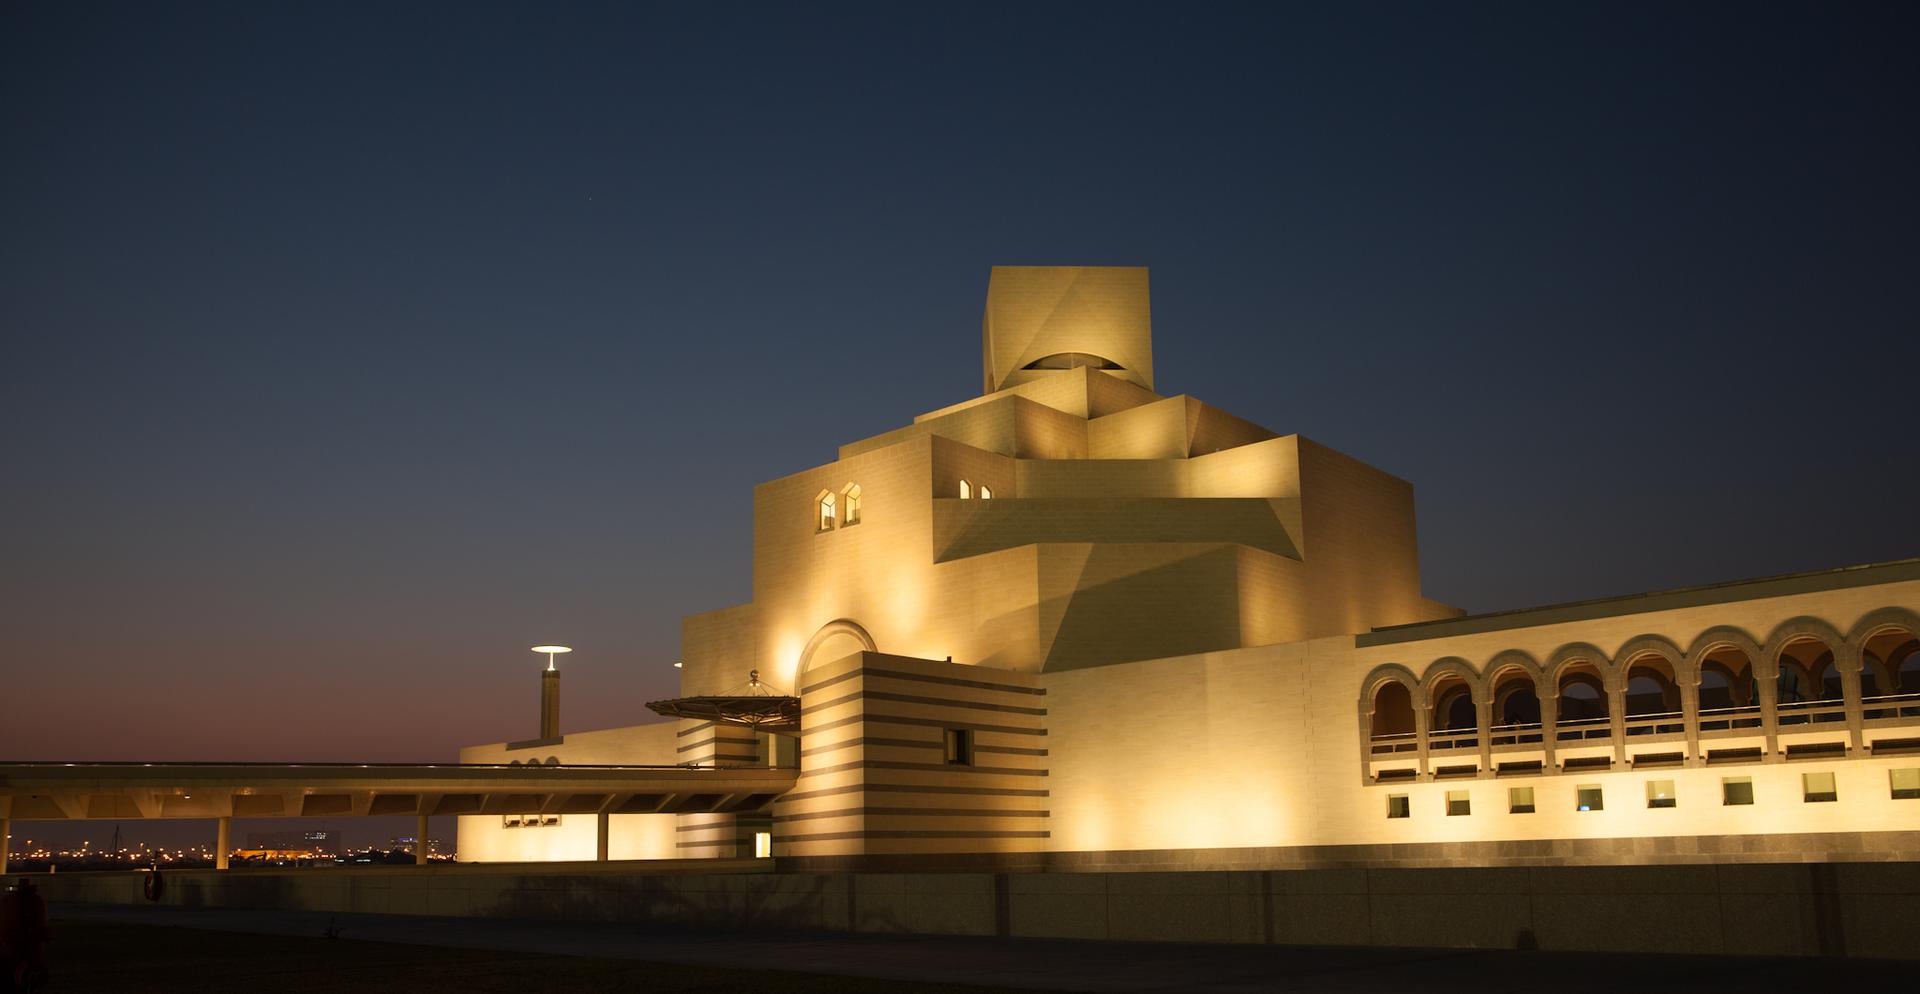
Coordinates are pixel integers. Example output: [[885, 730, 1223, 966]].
[[416, 814, 429, 866], [596, 811, 610, 862], [1474, 694, 1493, 775], [1839, 648, 1866, 755], [215, 816, 230, 870]]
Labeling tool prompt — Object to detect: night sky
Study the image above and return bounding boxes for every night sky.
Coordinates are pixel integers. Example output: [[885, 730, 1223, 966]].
[[4, 0, 1917, 803]]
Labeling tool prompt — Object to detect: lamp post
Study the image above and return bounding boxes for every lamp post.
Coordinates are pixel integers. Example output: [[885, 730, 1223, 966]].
[[532, 645, 571, 740], [532, 645, 572, 672]]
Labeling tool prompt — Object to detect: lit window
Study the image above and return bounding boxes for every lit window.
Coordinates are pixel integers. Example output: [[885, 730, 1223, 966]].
[[1646, 780, 1676, 809], [754, 832, 772, 858], [841, 484, 862, 525], [959, 479, 972, 499], [1445, 790, 1470, 816], [1802, 771, 1837, 803], [1508, 787, 1535, 814], [1722, 777, 1755, 806], [1893, 768, 1920, 800], [979, 485, 993, 499], [1575, 785, 1603, 811], [1386, 794, 1410, 819], [816, 490, 836, 531], [943, 728, 973, 766]]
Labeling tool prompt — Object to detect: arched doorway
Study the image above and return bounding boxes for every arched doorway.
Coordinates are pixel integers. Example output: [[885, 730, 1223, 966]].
[[1620, 652, 1684, 737], [1368, 680, 1417, 755], [1554, 657, 1611, 743], [1775, 636, 1840, 727], [795, 619, 878, 688], [1696, 642, 1763, 733]]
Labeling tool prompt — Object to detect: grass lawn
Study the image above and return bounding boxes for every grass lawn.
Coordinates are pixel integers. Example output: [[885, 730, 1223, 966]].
[[37, 921, 1030, 993]]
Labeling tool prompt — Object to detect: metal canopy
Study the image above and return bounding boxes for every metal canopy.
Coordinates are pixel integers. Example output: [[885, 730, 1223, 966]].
[[647, 668, 800, 731]]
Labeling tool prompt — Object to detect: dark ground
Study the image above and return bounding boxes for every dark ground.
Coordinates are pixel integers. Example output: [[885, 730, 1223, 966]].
[[45, 903, 1916, 992], [36, 918, 1017, 993]]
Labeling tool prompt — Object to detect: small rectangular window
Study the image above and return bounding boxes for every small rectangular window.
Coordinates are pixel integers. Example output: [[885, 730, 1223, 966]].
[[1576, 785, 1604, 811], [502, 815, 522, 828], [1802, 771, 1837, 803], [1722, 777, 1755, 805], [1445, 789, 1471, 816], [1892, 768, 1920, 800], [753, 832, 772, 858], [1386, 794, 1410, 819], [979, 485, 993, 499], [943, 728, 973, 766], [1508, 786, 1535, 814], [1646, 779, 1677, 809]]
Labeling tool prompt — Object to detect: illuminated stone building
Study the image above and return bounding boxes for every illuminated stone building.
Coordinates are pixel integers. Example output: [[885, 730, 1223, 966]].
[[457, 266, 1920, 869]]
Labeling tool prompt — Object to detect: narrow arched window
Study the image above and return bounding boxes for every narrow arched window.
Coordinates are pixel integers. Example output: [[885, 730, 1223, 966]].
[[959, 479, 972, 499], [816, 490, 836, 531], [978, 485, 993, 500], [841, 484, 862, 525]]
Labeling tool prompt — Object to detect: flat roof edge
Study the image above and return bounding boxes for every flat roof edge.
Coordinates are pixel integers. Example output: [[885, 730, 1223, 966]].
[[1357, 557, 1920, 648]]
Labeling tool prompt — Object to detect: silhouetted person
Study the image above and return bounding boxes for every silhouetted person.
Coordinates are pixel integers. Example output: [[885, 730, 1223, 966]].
[[0, 878, 49, 992]]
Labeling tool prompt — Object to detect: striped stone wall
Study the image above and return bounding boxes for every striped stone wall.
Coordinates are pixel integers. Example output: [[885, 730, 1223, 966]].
[[675, 717, 765, 857], [778, 651, 1049, 857]]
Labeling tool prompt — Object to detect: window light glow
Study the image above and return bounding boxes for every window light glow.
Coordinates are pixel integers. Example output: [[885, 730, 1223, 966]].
[[816, 490, 836, 530]]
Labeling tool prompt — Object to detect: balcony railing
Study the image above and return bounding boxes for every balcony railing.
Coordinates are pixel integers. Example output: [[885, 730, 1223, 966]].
[[1554, 716, 1612, 742], [1863, 692, 1920, 722], [1775, 698, 1847, 727], [1489, 722, 1544, 748], [1369, 692, 1919, 775], [1368, 731, 1418, 755], [1697, 704, 1763, 733], [1623, 710, 1686, 737]]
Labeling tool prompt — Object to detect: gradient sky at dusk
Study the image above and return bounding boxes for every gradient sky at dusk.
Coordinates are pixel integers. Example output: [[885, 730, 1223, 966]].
[[4, 0, 1918, 795]]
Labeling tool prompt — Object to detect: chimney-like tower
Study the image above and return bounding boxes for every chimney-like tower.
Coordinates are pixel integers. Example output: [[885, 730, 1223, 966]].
[[539, 667, 560, 740]]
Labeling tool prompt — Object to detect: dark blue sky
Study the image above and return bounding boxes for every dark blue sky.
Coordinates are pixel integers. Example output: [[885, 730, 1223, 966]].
[[4, 2, 1917, 766]]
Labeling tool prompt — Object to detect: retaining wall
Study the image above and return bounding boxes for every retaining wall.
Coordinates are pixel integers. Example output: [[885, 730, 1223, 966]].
[[30, 860, 1917, 960]]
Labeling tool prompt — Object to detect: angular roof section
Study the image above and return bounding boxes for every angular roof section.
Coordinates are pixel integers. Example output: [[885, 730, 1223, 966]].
[[982, 266, 1153, 394]]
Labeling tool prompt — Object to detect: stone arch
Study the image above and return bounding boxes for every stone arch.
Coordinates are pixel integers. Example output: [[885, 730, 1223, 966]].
[[1764, 616, 1848, 704], [1421, 657, 1482, 731], [1686, 625, 1766, 710], [1612, 634, 1689, 681], [1361, 663, 1421, 708], [797, 618, 878, 680], [1763, 616, 1848, 664], [1544, 642, 1614, 689], [1614, 635, 1687, 716], [1360, 663, 1421, 739], [1483, 650, 1544, 727], [1420, 657, 1485, 703], [1848, 607, 1920, 697], [1685, 626, 1766, 671], [1545, 642, 1612, 723], [1845, 606, 1920, 647]]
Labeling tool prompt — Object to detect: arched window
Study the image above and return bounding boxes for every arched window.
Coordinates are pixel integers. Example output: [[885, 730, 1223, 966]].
[[978, 484, 993, 500], [959, 479, 972, 499], [816, 490, 836, 531], [841, 484, 862, 526]]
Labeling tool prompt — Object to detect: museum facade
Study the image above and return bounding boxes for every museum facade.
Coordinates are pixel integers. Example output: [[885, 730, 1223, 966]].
[[457, 266, 1920, 870]]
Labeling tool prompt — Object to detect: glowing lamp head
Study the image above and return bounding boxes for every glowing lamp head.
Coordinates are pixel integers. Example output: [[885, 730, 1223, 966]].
[[531, 645, 572, 671]]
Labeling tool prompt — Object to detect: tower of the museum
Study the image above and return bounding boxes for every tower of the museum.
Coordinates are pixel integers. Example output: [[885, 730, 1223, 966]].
[[677, 265, 1458, 700]]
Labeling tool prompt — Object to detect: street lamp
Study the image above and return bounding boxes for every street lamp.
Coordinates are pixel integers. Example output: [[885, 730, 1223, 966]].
[[531, 645, 572, 671]]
